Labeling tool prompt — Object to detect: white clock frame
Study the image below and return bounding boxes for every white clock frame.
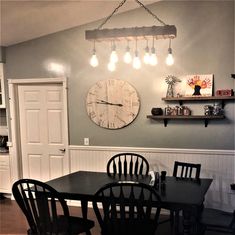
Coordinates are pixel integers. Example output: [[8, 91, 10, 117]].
[[86, 79, 140, 129]]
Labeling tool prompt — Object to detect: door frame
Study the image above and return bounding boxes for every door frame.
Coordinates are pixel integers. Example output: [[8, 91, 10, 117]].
[[8, 77, 69, 184]]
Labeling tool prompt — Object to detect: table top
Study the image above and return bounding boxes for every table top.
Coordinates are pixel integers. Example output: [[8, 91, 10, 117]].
[[46, 171, 212, 208]]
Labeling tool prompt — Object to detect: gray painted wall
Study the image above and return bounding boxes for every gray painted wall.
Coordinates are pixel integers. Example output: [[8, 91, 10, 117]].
[[4, 1, 235, 150]]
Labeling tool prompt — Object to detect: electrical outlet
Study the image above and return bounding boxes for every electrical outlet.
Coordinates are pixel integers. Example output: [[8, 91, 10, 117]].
[[84, 138, 89, 146]]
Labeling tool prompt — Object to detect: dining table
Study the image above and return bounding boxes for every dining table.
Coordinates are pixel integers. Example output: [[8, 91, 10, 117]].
[[46, 171, 212, 235]]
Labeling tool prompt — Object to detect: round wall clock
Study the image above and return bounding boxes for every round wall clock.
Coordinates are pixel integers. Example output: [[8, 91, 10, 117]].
[[86, 79, 140, 129]]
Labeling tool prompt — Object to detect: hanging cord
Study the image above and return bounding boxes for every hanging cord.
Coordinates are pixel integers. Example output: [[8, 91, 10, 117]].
[[97, 0, 127, 30], [135, 0, 167, 26], [97, 0, 167, 30]]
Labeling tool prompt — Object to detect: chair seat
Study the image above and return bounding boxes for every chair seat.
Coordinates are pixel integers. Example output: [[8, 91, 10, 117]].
[[59, 216, 95, 234], [200, 208, 234, 228]]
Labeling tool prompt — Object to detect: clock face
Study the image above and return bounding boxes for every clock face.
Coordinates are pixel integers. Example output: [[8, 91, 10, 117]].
[[86, 79, 140, 129]]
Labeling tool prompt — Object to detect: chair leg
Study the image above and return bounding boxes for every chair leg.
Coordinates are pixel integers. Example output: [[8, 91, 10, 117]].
[[86, 230, 92, 235], [169, 210, 180, 235], [170, 211, 174, 227], [27, 229, 34, 235], [174, 211, 180, 235]]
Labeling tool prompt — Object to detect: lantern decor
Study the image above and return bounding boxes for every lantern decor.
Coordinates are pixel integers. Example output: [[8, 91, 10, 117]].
[[165, 75, 181, 97]]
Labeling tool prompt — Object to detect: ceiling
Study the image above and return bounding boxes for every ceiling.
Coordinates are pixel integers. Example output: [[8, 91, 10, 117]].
[[0, 0, 157, 47]]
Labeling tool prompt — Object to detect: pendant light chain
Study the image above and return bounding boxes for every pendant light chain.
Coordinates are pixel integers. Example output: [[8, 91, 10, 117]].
[[97, 0, 127, 30], [97, 0, 167, 30], [135, 0, 167, 26]]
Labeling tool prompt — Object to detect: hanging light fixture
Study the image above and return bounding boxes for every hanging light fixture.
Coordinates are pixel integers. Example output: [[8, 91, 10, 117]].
[[110, 41, 118, 64], [107, 61, 116, 72], [166, 39, 174, 66], [108, 41, 117, 72], [143, 40, 150, 65], [123, 41, 132, 64], [89, 41, 99, 67], [86, 0, 177, 70], [133, 39, 141, 69], [149, 37, 158, 66]]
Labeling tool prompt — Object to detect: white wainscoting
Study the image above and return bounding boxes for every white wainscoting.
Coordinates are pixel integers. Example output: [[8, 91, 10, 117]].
[[69, 145, 235, 212]]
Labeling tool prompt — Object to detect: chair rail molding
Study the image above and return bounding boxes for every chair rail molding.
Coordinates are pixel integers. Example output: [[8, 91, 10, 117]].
[[69, 145, 235, 212]]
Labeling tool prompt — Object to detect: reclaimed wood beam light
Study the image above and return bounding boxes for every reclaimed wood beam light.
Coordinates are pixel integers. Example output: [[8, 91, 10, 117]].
[[85, 25, 177, 41], [86, 0, 177, 70]]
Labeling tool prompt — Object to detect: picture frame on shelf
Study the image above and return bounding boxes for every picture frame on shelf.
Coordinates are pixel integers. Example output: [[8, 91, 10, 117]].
[[184, 74, 213, 97]]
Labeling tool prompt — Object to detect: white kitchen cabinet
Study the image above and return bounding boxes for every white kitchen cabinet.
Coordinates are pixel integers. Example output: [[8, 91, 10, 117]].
[[0, 63, 5, 108], [0, 154, 11, 193]]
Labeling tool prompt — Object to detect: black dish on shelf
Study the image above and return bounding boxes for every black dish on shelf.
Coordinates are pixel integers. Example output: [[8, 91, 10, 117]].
[[151, 108, 163, 116]]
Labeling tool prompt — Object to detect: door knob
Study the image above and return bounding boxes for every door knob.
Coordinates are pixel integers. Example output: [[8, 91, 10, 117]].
[[59, 148, 66, 153]]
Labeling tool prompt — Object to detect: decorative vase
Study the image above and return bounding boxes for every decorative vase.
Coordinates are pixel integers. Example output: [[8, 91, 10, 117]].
[[193, 85, 201, 96]]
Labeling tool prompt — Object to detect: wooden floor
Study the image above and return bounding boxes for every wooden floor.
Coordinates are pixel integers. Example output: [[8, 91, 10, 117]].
[[0, 197, 226, 235]]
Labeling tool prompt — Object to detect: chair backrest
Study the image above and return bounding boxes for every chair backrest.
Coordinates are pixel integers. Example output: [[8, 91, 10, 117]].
[[107, 153, 149, 177], [93, 181, 161, 235], [173, 161, 201, 179], [12, 178, 70, 235]]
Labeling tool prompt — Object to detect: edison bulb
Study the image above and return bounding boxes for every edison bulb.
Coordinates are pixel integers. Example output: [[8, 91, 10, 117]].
[[133, 54, 141, 69], [110, 50, 118, 63], [143, 46, 150, 64], [149, 47, 158, 66], [90, 54, 99, 67], [149, 53, 158, 66], [124, 46, 132, 64], [124, 51, 132, 64], [166, 53, 174, 66], [107, 61, 116, 72], [143, 52, 150, 64]]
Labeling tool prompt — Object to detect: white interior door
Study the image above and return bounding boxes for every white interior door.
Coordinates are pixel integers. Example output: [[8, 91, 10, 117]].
[[18, 83, 69, 181]]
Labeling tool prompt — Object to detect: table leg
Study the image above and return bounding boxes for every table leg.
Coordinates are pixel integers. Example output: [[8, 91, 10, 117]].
[[182, 209, 192, 235], [81, 200, 92, 235], [81, 200, 88, 219]]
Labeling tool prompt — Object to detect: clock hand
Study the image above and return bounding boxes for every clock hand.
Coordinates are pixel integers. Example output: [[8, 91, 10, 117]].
[[96, 99, 123, 106], [96, 101, 123, 107], [87, 100, 111, 105], [97, 99, 108, 103]]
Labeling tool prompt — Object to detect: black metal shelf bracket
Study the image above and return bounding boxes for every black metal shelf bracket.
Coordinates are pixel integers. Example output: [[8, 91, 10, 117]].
[[164, 119, 168, 127]]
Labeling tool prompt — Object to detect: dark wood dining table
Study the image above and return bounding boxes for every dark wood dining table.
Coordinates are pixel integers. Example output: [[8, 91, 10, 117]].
[[46, 171, 212, 235]]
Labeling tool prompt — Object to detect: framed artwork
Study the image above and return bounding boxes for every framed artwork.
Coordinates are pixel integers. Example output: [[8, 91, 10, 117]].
[[184, 74, 213, 97]]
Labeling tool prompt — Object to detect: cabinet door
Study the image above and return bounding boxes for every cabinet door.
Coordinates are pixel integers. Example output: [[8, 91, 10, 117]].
[[0, 155, 11, 193], [0, 63, 6, 108]]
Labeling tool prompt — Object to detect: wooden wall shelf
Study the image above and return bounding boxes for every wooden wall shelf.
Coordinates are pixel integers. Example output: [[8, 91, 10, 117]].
[[146, 115, 225, 127], [162, 96, 235, 108]]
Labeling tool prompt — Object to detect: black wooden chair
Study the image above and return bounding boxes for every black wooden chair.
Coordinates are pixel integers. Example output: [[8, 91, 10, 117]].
[[106, 153, 149, 177], [173, 161, 201, 179], [160, 161, 201, 234], [93, 181, 162, 235], [199, 208, 235, 234], [12, 179, 94, 235]]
